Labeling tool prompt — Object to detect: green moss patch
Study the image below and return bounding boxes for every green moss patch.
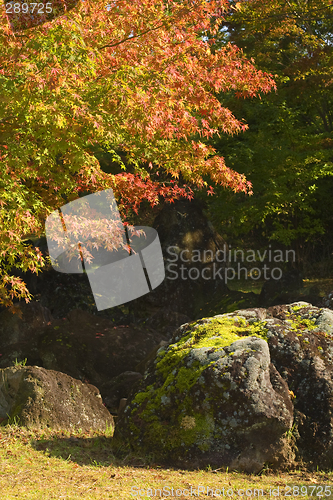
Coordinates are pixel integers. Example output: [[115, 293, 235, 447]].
[[127, 315, 270, 457]]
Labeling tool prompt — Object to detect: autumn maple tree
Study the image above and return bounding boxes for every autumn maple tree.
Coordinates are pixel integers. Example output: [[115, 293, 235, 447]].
[[0, 0, 275, 307]]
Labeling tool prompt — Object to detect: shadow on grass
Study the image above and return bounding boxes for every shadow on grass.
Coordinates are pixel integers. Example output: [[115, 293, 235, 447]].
[[30, 433, 150, 468]]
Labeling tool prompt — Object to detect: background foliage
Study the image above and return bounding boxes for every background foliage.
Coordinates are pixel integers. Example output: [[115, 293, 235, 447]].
[[205, 0, 333, 272]]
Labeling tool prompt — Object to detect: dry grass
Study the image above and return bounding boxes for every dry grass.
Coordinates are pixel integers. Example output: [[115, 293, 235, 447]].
[[1, 424, 333, 499]]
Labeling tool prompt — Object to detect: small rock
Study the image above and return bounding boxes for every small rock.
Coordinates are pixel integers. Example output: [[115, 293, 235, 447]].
[[0, 365, 114, 431]]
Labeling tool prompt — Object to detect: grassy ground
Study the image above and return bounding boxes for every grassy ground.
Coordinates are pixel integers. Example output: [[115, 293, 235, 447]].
[[1, 424, 333, 499]]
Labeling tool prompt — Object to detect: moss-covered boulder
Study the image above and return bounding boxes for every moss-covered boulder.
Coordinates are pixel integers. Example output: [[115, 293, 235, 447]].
[[219, 303, 333, 469], [115, 312, 294, 472], [117, 302, 333, 471], [260, 303, 333, 468], [0, 366, 114, 431]]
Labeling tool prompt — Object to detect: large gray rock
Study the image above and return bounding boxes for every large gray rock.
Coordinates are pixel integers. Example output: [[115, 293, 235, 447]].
[[258, 303, 333, 468], [115, 314, 294, 472], [116, 302, 333, 471], [210, 303, 333, 468], [0, 365, 114, 431]]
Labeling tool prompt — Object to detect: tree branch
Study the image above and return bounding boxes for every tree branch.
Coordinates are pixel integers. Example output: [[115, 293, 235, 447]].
[[99, 22, 166, 50]]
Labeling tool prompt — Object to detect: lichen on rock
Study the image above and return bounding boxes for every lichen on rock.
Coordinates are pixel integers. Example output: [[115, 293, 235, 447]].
[[115, 312, 294, 472]]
